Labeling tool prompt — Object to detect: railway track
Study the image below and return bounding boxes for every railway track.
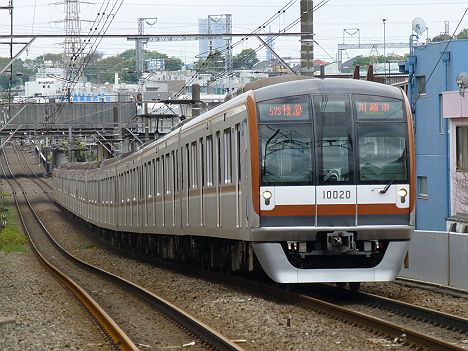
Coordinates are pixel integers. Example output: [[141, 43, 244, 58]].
[[15, 145, 468, 351], [296, 284, 468, 349], [2, 145, 244, 351]]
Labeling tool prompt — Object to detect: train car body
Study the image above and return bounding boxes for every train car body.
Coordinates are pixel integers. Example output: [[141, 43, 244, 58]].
[[53, 78, 415, 284]]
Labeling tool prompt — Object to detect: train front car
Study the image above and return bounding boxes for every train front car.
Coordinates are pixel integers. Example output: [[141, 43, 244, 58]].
[[248, 79, 415, 284]]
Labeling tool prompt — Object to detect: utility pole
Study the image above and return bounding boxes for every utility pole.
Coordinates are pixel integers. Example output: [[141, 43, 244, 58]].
[[0, 1, 14, 121], [382, 18, 387, 57], [300, 0, 314, 76], [135, 17, 157, 84]]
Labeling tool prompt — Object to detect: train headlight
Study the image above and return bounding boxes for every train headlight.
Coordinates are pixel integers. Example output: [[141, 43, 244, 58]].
[[262, 190, 272, 206], [398, 188, 407, 203]]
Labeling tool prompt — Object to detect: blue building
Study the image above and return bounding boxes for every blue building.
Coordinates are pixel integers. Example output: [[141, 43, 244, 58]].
[[401, 39, 468, 231]]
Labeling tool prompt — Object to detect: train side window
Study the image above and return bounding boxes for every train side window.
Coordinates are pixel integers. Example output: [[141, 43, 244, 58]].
[[155, 158, 160, 196], [206, 135, 214, 186], [236, 123, 241, 183], [165, 154, 170, 194], [171, 151, 176, 193], [223, 128, 232, 184], [185, 144, 190, 191], [216, 131, 221, 185], [199, 138, 204, 188], [191, 142, 198, 188]]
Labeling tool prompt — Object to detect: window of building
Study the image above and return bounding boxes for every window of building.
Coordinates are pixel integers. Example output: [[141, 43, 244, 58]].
[[416, 75, 426, 95], [439, 94, 445, 134], [457, 126, 468, 171], [418, 176, 428, 198]]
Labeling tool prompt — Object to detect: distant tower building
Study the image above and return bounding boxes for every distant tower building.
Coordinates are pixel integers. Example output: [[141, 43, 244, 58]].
[[198, 14, 233, 70]]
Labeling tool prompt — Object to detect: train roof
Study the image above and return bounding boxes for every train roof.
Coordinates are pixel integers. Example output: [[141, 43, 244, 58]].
[[252, 78, 404, 102], [56, 78, 404, 173]]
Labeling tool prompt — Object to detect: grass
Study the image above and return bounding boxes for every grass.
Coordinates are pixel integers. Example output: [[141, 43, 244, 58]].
[[0, 193, 28, 253]]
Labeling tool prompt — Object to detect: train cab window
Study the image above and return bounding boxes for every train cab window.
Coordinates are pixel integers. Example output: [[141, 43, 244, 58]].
[[257, 94, 312, 186], [313, 94, 353, 184], [259, 124, 313, 186], [356, 124, 408, 182]]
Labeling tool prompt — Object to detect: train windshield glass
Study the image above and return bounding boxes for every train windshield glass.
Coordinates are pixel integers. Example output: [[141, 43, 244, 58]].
[[259, 124, 313, 185], [313, 95, 354, 184], [357, 123, 408, 182]]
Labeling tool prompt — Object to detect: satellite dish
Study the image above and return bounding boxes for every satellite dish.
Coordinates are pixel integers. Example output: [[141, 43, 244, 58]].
[[412, 17, 427, 36]]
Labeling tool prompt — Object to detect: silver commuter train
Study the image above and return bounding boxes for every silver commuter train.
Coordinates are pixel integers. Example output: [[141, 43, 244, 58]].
[[53, 78, 416, 284]]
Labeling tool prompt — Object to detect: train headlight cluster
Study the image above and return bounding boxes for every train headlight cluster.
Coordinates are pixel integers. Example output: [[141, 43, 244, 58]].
[[398, 188, 408, 203], [262, 190, 272, 206]]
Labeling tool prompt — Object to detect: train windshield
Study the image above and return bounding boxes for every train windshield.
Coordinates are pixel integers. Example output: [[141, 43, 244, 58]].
[[355, 95, 408, 183], [357, 124, 408, 182], [258, 95, 314, 186], [256, 94, 408, 186]]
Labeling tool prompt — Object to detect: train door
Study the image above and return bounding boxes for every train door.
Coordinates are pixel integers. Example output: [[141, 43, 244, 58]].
[[313, 94, 356, 227]]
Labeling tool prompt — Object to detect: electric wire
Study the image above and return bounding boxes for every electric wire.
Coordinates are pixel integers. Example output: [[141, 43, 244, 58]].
[[414, 6, 468, 106]]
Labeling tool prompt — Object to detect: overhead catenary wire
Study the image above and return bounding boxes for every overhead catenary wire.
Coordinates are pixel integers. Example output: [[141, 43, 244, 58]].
[[171, 0, 329, 105], [43, 0, 124, 132], [151, 0, 321, 116], [414, 5, 468, 105]]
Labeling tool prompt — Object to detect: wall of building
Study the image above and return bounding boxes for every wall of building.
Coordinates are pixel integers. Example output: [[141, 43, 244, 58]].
[[409, 41, 468, 231], [399, 230, 468, 290]]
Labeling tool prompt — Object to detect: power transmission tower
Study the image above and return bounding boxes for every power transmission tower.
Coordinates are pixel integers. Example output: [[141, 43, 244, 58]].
[[50, 0, 84, 84], [63, 0, 82, 59]]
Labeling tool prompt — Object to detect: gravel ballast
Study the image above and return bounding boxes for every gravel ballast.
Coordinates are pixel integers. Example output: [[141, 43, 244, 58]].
[[18, 149, 468, 350]]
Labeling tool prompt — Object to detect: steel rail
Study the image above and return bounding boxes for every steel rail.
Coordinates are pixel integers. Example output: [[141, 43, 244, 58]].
[[124, 255, 466, 351], [0, 149, 139, 351], [224, 276, 467, 351], [14, 146, 53, 195], [294, 294, 466, 351], [5, 145, 245, 351], [308, 285, 468, 334]]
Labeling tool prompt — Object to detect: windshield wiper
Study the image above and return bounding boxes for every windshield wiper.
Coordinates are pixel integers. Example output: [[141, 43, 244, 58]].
[[380, 180, 393, 194]]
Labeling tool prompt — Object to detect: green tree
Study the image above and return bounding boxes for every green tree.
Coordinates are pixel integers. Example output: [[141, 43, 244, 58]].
[[457, 28, 468, 39], [431, 33, 451, 42], [0, 57, 36, 91], [84, 49, 183, 84], [233, 48, 259, 69], [194, 50, 225, 73]]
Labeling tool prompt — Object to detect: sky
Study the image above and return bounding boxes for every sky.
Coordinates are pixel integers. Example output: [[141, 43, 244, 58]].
[[1, 0, 468, 64]]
